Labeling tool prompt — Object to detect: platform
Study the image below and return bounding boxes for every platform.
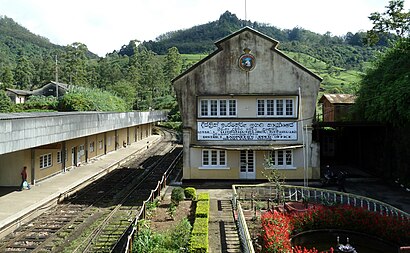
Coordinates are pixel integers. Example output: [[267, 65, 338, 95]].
[[0, 135, 161, 238]]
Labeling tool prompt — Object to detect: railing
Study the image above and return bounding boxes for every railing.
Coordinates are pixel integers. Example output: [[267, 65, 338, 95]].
[[117, 149, 182, 253], [232, 183, 410, 253], [234, 194, 255, 253]]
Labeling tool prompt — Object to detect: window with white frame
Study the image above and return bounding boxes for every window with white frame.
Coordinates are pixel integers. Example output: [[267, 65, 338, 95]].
[[57, 151, 62, 164], [98, 140, 103, 150], [267, 150, 294, 168], [257, 98, 296, 117], [40, 153, 52, 169], [199, 99, 237, 117], [201, 149, 226, 167]]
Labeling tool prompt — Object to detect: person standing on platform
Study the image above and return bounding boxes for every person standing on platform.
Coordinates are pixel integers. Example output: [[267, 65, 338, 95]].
[[19, 166, 30, 191]]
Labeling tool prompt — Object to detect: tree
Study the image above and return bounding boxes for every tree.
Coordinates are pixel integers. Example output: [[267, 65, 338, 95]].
[[0, 90, 13, 112], [60, 42, 89, 86], [106, 80, 137, 109], [0, 65, 14, 89], [367, 0, 410, 44], [14, 53, 34, 89], [164, 47, 182, 81], [163, 47, 182, 96], [354, 39, 410, 126]]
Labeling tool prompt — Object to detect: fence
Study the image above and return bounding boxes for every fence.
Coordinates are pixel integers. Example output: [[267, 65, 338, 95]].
[[232, 183, 410, 253], [117, 149, 182, 253]]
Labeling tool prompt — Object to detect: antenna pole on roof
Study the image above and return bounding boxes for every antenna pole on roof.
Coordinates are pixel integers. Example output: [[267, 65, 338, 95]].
[[245, 0, 247, 22], [55, 55, 59, 97]]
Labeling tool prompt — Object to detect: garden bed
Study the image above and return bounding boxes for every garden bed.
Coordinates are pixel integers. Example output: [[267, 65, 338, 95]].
[[149, 199, 194, 233]]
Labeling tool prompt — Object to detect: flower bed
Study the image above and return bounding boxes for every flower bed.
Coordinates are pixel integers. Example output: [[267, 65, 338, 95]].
[[260, 205, 410, 253]]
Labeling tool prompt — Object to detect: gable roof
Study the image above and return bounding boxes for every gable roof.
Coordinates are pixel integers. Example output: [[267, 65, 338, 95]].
[[319, 94, 357, 104], [6, 88, 33, 96], [172, 26, 322, 83], [31, 81, 69, 95]]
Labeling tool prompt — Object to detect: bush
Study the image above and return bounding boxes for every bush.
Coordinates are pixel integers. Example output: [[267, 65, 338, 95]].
[[170, 218, 192, 250], [197, 192, 210, 202], [192, 217, 209, 235], [184, 187, 197, 200], [189, 234, 208, 253], [195, 201, 210, 218], [171, 187, 185, 206], [0, 90, 13, 112], [133, 218, 192, 253], [59, 86, 128, 112]]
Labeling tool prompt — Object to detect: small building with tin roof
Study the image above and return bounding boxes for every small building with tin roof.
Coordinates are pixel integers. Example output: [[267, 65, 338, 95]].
[[319, 94, 357, 122]]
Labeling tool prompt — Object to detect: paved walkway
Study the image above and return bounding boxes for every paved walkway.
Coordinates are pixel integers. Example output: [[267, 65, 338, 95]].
[[0, 135, 161, 238]]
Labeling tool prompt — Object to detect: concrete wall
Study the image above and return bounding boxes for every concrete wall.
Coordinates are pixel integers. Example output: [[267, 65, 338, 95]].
[[173, 27, 321, 181], [187, 147, 317, 180], [0, 111, 167, 155], [0, 150, 30, 186]]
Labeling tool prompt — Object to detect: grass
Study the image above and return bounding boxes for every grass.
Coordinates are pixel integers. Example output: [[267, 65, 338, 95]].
[[283, 51, 363, 94]]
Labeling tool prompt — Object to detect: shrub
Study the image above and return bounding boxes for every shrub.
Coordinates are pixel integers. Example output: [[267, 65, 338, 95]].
[[192, 217, 209, 235], [195, 201, 210, 218], [170, 218, 192, 250], [133, 218, 192, 253], [167, 203, 176, 220], [184, 187, 197, 200], [133, 226, 163, 253], [59, 86, 128, 112], [260, 205, 410, 252], [190, 234, 208, 253], [171, 187, 185, 206], [0, 90, 13, 112], [197, 192, 210, 201]]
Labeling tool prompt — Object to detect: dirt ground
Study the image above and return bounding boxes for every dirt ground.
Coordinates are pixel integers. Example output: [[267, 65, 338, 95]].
[[149, 199, 194, 232]]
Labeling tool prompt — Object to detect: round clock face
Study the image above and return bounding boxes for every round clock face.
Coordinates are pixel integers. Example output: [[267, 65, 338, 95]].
[[239, 52, 256, 71]]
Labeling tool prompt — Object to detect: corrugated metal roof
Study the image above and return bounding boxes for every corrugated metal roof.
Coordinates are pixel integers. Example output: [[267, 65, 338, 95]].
[[319, 94, 357, 104], [6, 88, 33, 95], [0, 111, 104, 120]]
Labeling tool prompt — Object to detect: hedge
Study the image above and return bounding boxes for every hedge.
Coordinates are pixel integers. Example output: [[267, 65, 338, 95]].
[[192, 217, 209, 235], [197, 192, 210, 201], [189, 191, 210, 253], [190, 233, 208, 253], [195, 200, 210, 218], [184, 187, 197, 200]]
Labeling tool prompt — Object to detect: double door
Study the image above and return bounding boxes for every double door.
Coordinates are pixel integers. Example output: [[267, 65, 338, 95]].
[[240, 150, 255, 179]]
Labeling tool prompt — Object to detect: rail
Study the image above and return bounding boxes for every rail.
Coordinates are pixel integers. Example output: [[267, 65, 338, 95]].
[[233, 191, 254, 253], [120, 148, 183, 253], [232, 184, 410, 253]]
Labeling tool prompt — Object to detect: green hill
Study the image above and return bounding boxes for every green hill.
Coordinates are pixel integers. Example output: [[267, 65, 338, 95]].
[[143, 11, 389, 85]]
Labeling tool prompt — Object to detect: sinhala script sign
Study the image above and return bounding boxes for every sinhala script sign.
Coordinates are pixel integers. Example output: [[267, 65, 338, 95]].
[[197, 121, 297, 141]]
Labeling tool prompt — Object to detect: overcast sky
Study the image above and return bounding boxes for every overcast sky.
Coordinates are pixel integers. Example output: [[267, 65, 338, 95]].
[[1, 0, 407, 56]]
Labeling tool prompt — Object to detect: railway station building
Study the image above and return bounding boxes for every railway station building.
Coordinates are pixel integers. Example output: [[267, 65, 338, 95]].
[[173, 27, 322, 181], [0, 111, 167, 187]]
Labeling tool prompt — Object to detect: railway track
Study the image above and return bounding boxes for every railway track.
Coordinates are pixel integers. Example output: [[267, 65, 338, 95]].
[[0, 128, 182, 253]]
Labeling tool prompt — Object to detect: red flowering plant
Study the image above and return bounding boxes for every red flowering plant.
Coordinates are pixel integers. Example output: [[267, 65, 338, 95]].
[[260, 205, 409, 252], [260, 211, 293, 252], [291, 205, 410, 246], [260, 211, 324, 253]]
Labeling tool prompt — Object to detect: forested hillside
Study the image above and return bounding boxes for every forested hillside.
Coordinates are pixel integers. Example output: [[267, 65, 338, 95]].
[[0, 11, 393, 113], [143, 11, 392, 71]]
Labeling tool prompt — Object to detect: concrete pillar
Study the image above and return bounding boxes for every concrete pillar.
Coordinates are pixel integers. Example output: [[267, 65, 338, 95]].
[[30, 149, 35, 185], [182, 128, 191, 180]]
